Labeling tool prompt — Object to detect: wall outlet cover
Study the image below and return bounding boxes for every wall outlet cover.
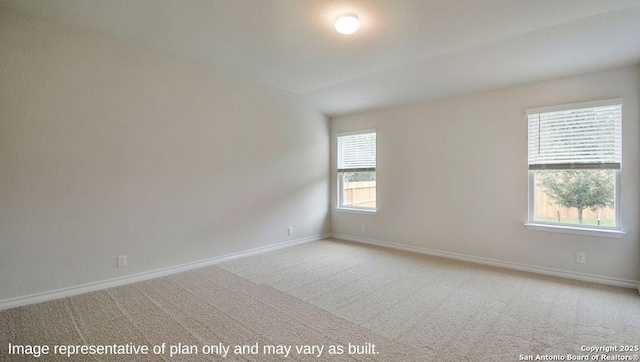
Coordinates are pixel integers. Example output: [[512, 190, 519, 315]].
[[118, 255, 127, 267]]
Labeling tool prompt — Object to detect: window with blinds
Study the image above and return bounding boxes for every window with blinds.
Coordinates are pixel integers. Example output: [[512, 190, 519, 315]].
[[526, 99, 622, 230], [527, 100, 622, 170], [337, 131, 377, 210]]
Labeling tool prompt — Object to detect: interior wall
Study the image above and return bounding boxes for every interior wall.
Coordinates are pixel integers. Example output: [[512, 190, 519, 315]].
[[0, 8, 330, 301], [331, 66, 640, 283]]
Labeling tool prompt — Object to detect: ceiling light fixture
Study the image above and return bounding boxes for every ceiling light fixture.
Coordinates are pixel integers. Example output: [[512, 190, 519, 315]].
[[335, 13, 359, 35]]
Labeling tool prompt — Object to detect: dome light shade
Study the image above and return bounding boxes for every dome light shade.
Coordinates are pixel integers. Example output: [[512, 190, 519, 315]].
[[335, 13, 359, 35]]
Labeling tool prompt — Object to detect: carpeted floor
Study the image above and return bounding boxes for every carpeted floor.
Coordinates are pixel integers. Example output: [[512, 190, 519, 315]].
[[2, 238, 639, 361]]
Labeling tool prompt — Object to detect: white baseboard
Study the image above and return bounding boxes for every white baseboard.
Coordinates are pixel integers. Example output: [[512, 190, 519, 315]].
[[0, 234, 329, 311], [332, 233, 640, 290]]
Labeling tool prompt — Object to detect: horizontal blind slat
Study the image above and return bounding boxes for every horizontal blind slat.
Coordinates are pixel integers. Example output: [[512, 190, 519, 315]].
[[337, 132, 376, 170], [527, 103, 621, 167], [529, 163, 620, 170]]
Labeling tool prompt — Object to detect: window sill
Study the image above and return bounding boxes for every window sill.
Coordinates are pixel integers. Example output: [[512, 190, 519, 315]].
[[335, 207, 377, 215], [524, 223, 625, 239]]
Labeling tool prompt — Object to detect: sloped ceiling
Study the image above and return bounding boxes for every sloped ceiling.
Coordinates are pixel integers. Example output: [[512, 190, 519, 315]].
[[1, 0, 640, 116]]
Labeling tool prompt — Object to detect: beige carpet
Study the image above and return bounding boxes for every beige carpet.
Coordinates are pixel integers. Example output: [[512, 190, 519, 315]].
[[219, 239, 640, 361], [2, 238, 639, 361]]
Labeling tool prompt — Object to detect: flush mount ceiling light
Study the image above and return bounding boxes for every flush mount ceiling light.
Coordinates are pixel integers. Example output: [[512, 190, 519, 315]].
[[335, 13, 359, 35]]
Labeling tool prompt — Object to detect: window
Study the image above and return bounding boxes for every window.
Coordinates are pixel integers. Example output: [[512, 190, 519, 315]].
[[337, 130, 376, 211], [527, 99, 622, 232]]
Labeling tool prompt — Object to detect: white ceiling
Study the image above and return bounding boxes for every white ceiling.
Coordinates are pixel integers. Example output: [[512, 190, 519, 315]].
[[1, 0, 640, 116]]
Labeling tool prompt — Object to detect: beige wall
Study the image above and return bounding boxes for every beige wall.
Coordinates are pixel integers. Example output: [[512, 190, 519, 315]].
[[0, 9, 330, 301], [331, 66, 640, 282]]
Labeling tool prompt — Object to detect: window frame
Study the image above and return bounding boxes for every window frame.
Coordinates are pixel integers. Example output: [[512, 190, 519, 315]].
[[336, 129, 377, 213], [524, 99, 624, 238]]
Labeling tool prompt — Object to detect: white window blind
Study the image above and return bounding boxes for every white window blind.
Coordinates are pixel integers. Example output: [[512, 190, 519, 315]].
[[527, 99, 622, 170], [337, 132, 376, 172]]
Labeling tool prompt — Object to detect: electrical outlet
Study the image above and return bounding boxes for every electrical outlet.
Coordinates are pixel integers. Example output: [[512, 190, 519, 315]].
[[361, 225, 366, 232], [576, 252, 586, 264], [118, 255, 127, 267], [287, 227, 293, 236]]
